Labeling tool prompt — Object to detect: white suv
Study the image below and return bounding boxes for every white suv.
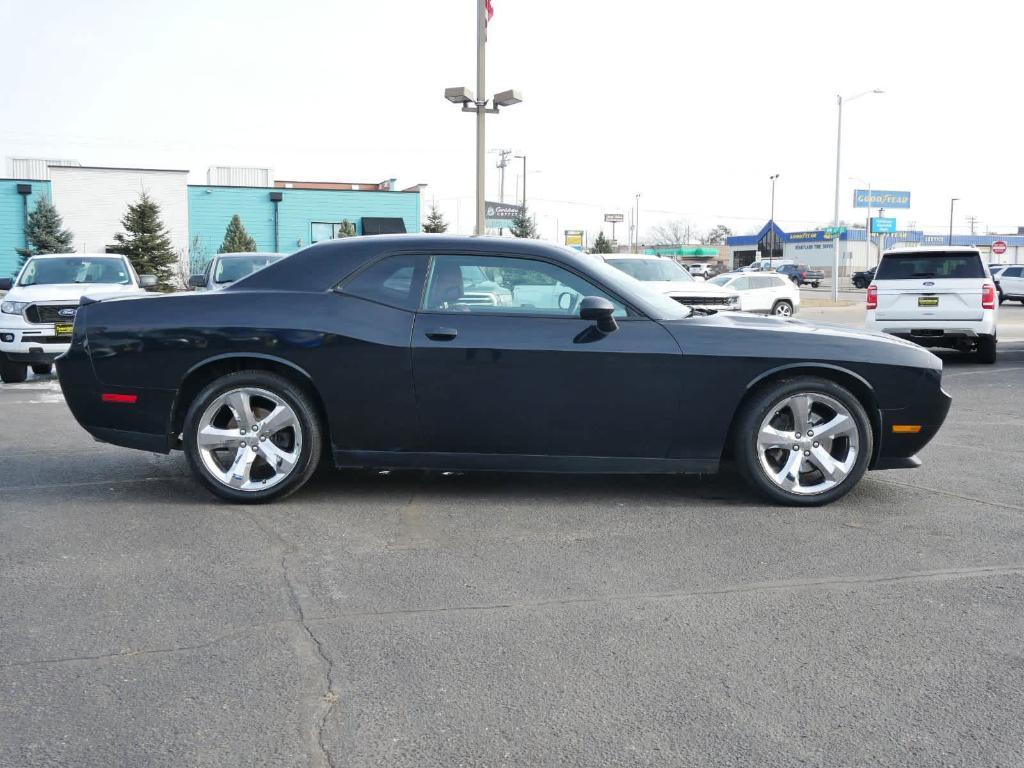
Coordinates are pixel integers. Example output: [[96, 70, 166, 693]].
[[603, 255, 740, 312], [865, 247, 998, 363], [708, 272, 800, 316], [0, 254, 155, 383]]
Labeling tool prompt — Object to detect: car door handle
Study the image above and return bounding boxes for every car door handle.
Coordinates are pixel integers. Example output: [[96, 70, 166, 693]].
[[425, 327, 458, 341]]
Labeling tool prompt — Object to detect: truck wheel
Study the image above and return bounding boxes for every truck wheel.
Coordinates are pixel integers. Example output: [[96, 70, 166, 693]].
[[812, 282, 820, 288], [733, 376, 873, 506], [1, 357, 28, 384], [183, 370, 323, 503], [31, 364, 53, 376], [976, 335, 997, 364]]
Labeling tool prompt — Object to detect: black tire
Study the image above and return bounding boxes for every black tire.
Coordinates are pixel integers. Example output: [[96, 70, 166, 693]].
[[997, 291, 1005, 305], [733, 376, 873, 507], [31, 363, 53, 376], [1, 357, 28, 384], [183, 370, 323, 503], [853, 279, 865, 289], [1019, 298, 1024, 306], [976, 335, 997, 364], [771, 300, 794, 317], [811, 282, 820, 288]]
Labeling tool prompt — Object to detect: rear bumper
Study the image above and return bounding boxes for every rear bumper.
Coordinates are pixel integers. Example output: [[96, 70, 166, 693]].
[[865, 314, 996, 347]]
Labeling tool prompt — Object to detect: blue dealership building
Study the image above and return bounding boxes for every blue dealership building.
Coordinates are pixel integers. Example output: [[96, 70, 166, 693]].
[[1, 161, 424, 278]]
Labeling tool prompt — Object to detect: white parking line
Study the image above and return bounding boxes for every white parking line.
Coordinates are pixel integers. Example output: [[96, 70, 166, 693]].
[[944, 366, 1024, 378]]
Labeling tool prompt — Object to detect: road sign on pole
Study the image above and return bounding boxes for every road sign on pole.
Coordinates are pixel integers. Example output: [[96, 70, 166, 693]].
[[871, 217, 897, 234], [992, 240, 1008, 255]]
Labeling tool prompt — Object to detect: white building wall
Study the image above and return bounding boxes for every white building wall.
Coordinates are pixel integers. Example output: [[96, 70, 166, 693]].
[[48, 166, 190, 256]]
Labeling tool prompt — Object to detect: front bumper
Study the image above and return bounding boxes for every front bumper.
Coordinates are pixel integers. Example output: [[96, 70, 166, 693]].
[[0, 325, 69, 363], [871, 377, 952, 470]]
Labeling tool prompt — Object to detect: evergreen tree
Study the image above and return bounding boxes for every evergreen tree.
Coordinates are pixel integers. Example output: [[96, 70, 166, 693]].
[[336, 219, 356, 238], [16, 197, 74, 265], [111, 192, 179, 291], [510, 207, 539, 238], [218, 214, 258, 253], [592, 231, 613, 253], [422, 201, 448, 233]]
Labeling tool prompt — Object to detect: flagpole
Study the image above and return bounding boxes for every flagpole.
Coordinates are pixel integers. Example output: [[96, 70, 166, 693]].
[[475, 0, 486, 236]]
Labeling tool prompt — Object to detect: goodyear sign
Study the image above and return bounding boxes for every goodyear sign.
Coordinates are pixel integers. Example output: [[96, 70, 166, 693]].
[[853, 189, 911, 209]]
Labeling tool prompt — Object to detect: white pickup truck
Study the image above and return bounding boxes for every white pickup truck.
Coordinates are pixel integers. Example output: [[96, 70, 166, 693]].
[[0, 253, 155, 383]]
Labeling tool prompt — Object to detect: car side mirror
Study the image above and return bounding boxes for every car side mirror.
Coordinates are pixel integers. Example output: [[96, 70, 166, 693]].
[[579, 296, 618, 334], [139, 274, 158, 288], [188, 274, 208, 288], [0, 277, 12, 291]]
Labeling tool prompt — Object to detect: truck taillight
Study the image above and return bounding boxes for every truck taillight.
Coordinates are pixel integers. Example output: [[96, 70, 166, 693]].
[[982, 283, 996, 309], [866, 285, 878, 310]]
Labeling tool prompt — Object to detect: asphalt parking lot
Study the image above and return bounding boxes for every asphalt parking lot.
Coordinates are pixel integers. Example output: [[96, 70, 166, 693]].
[[2, 310, 1023, 767]]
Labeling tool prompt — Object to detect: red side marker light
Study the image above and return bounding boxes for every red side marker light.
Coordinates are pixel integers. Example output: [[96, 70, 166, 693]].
[[101, 393, 138, 404]]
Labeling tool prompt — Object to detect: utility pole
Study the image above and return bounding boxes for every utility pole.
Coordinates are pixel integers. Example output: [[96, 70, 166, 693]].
[[514, 154, 528, 208], [634, 193, 641, 253], [966, 215, 979, 236], [492, 149, 512, 203], [949, 198, 959, 245]]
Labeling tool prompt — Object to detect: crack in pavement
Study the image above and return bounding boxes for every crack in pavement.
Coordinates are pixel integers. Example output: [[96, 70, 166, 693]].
[[872, 477, 1024, 513], [238, 509, 339, 768], [305, 563, 1024, 623]]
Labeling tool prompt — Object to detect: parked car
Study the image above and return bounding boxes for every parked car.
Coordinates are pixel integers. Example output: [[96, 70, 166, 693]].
[[708, 272, 800, 316], [190, 252, 286, 291], [865, 247, 998, 363], [852, 266, 876, 289], [604, 255, 740, 312], [745, 259, 794, 273], [995, 264, 1024, 305], [57, 235, 950, 507], [0, 254, 155, 383], [687, 262, 714, 279], [776, 264, 824, 287]]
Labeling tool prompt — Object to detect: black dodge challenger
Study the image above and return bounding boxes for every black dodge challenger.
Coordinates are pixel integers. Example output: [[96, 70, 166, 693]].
[[56, 235, 951, 506]]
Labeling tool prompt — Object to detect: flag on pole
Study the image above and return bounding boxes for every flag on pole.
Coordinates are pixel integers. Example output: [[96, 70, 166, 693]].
[[485, 0, 494, 24]]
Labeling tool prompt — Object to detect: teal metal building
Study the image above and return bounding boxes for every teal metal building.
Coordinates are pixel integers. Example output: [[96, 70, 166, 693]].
[[0, 179, 53, 278]]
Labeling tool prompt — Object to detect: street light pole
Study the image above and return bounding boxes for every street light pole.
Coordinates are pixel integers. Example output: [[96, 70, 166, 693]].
[[634, 193, 641, 253], [514, 155, 527, 208], [770, 174, 780, 265], [949, 198, 959, 245], [831, 88, 884, 300]]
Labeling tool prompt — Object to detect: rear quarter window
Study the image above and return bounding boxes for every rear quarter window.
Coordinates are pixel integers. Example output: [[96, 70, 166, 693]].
[[875, 251, 985, 280]]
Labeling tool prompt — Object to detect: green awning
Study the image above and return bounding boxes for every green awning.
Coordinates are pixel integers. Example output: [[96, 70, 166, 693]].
[[643, 247, 720, 257]]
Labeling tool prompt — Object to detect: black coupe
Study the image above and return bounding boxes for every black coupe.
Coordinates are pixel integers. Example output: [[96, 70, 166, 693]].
[[56, 235, 951, 506]]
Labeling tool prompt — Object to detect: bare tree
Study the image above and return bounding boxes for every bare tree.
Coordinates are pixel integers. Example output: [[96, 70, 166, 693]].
[[647, 219, 696, 246]]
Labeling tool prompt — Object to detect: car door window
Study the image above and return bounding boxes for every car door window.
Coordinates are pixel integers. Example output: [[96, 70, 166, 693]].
[[340, 253, 428, 311], [732, 276, 753, 291], [1003, 267, 1022, 278], [422, 255, 627, 317]]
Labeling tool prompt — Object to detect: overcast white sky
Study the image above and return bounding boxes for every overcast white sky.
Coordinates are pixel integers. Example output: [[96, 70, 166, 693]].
[[2, 0, 1021, 242]]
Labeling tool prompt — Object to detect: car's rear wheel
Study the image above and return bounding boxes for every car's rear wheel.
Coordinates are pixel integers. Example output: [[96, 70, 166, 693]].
[[31, 363, 53, 376], [811, 282, 820, 288], [0, 357, 28, 384], [183, 371, 322, 503], [771, 300, 794, 317], [734, 377, 873, 506], [976, 335, 997, 364]]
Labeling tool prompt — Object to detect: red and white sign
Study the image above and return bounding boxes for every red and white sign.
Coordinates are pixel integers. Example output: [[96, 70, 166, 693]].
[[992, 240, 1008, 255]]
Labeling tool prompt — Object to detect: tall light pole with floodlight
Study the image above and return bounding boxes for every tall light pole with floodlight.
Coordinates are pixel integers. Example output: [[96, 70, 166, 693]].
[[444, 1, 522, 235], [769, 174, 780, 264], [831, 88, 884, 298]]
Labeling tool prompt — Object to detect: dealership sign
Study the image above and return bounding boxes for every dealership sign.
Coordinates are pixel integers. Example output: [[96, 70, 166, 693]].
[[871, 217, 897, 234], [853, 189, 911, 209], [603, 213, 624, 223], [485, 201, 523, 226]]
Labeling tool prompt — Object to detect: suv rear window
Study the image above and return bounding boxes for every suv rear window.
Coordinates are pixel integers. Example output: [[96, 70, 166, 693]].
[[875, 251, 984, 280]]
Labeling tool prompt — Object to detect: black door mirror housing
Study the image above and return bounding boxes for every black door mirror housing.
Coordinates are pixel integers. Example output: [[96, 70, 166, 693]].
[[579, 296, 618, 334], [139, 274, 158, 288], [188, 274, 208, 288], [0, 277, 12, 291]]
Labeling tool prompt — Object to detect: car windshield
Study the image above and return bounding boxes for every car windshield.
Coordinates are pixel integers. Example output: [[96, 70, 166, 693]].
[[214, 255, 284, 283], [875, 251, 985, 280], [708, 275, 732, 286], [18, 256, 131, 286], [606, 258, 693, 282]]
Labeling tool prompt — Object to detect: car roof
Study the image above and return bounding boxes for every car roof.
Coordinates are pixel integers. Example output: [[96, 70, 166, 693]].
[[602, 254, 668, 260], [216, 252, 286, 258], [25, 253, 124, 259]]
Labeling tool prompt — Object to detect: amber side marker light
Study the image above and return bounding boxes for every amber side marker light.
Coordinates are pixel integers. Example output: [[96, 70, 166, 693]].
[[101, 393, 138, 404], [892, 425, 922, 434]]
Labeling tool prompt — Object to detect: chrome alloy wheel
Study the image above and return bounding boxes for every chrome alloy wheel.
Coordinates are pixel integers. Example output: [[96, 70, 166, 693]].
[[756, 392, 859, 496], [196, 387, 303, 492], [773, 302, 793, 317]]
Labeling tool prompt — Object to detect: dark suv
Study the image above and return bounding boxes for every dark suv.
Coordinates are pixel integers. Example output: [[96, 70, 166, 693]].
[[777, 264, 824, 287]]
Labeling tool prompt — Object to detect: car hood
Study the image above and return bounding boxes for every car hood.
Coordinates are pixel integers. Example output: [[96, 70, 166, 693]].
[[661, 311, 941, 368], [5, 283, 144, 303], [639, 280, 738, 297]]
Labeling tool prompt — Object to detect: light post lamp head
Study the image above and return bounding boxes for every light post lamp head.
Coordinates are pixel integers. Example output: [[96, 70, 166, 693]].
[[492, 89, 522, 108], [444, 86, 475, 105]]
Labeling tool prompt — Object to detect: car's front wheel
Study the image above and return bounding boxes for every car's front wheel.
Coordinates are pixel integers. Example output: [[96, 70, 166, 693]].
[[734, 377, 873, 506], [31, 363, 53, 376], [0, 357, 27, 384], [183, 370, 323, 503], [976, 335, 997, 364]]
